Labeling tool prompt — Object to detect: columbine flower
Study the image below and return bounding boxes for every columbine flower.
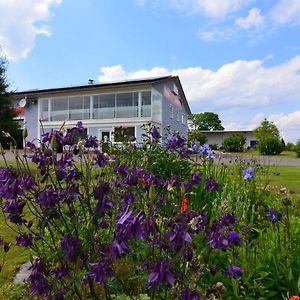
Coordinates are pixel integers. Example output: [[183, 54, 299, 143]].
[[227, 231, 241, 246], [165, 133, 186, 151], [205, 176, 219, 191], [150, 126, 161, 140], [37, 187, 59, 209], [223, 264, 243, 279], [2, 199, 25, 224], [267, 208, 282, 223], [16, 234, 33, 247], [147, 259, 175, 289], [86, 260, 115, 284], [61, 234, 82, 263], [242, 167, 255, 180], [181, 287, 201, 300]]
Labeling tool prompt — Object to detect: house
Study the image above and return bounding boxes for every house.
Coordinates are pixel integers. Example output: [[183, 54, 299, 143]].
[[200, 130, 258, 149], [14, 76, 191, 147]]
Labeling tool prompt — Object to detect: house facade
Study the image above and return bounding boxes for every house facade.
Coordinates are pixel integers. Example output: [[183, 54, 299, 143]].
[[14, 76, 191, 146], [200, 130, 258, 149]]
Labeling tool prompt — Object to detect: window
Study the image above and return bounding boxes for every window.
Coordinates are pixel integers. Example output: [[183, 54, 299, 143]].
[[114, 126, 135, 142], [40, 99, 49, 121], [170, 105, 174, 119], [182, 114, 186, 125], [93, 94, 115, 119], [177, 111, 180, 122], [141, 91, 151, 117], [51, 98, 68, 121], [116, 92, 138, 118], [69, 96, 90, 120]]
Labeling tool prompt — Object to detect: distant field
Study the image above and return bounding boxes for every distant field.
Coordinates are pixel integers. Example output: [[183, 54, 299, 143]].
[[230, 150, 299, 159]]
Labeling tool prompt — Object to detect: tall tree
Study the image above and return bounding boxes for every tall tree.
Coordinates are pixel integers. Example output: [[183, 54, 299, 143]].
[[254, 118, 280, 140], [0, 53, 20, 148], [189, 112, 224, 131]]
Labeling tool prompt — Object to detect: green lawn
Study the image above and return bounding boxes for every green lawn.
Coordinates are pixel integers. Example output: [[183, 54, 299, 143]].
[[229, 150, 299, 159], [264, 165, 300, 198]]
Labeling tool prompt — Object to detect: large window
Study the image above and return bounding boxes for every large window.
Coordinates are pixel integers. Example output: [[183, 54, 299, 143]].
[[141, 91, 151, 117], [116, 92, 138, 118], [93, 94, 115, 119], [69, 96, 90, 120], [41, 90, 151, 122], [51, 98, 68, 121]]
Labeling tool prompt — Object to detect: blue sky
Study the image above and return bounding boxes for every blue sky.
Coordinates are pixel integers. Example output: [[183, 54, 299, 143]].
[[1, 0, 300, 142]]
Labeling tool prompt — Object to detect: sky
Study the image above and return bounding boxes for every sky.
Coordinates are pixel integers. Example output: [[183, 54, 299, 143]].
[[1, 0, 300, 142]]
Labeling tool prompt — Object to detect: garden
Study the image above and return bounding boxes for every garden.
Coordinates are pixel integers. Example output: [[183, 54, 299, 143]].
[[0, 122, 300, 300]]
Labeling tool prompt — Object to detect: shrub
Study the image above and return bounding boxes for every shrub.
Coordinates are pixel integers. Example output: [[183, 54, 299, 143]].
[[188, 130, 207, 145], [286, 142, 295, 151], [222, 134, 246, 152], [257, 136, 284, 155], [295, 139, 300, 157]]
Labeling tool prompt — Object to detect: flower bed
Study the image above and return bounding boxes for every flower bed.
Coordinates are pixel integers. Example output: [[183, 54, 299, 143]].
[[0, 122, 299, 299]]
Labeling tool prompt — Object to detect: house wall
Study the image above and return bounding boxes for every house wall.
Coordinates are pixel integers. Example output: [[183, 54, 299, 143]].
[[25, 102, 39, 144], [202, 131, 258, 149]]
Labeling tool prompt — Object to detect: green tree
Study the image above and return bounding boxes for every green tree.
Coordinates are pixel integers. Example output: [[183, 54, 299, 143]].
[[188, 130, 207, 145], [254, 118, 280, 140], [188, 112, 224, 131], [294, 139, 300, 158], [0, 53, 20, 148], [222, 134, 246, 152]]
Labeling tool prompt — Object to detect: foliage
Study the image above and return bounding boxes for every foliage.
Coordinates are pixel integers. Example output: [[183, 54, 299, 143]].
[[0, 123, 300, 299], [286, 142, 295, 151], [295, 139, 300, 158], [254, 118, 280, 140], [187, 130, 207, 145], [188, 112, 224, 131], [0, 53, 21, 149], [222, 134, 246, 152], [257, 136, 284, 155]]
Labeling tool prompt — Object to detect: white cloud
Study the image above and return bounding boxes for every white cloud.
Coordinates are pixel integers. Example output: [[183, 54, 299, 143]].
[[98, 56, 300, 141], [270, 0, 300, 25], [198, 28, 233, 42], [0, 0, 61, 61], [235, 8, 264, 29], [134, 0, 146, 6]]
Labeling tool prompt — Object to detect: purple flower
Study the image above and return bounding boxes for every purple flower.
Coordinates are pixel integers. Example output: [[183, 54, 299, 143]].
[[150, 126, 161, 140], [37, 188, 60, 210], [28, 274, 51, 296], [84, 136, 98, 148], [87, 260, 115, 284], [2, 199, 25, 224], [221, 213, 238, 227], [243, 167, 255, 180], [181, 287, 202, 300], [20, 174, 37, 190], [16, 234, 33, 247], [51, 265, 70, 279], [205, 176, 219, 191], [166, 223, 192, 250], [94, 152, 109, 167], [227, 231, 241, 246], [267, 208, 282, 223], [199, 144, 215, 159], [223, 264, 243, 279], [95, 196, 114, 216], [147, 259, 175, 289], [182, 247, 193, 261], [61, 234, 82, 263], [110, 238, 131, 258], [165, 133, 186, 151], [76, 121, 84, 130]]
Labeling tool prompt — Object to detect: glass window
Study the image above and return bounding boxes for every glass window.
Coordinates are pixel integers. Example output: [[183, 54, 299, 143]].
[[51, 98, 68, 121], [141, 91, 151, 117], [170, 105, 174, 119], [69, 96, 90, 120], [116, 92, 138, 118], [93, 94, 115, 119], [114, 126, 135, 142], [40, 99, 49, 121], [177, 111, 180, 122]]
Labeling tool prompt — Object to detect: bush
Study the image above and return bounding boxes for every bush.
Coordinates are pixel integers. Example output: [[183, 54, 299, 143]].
[[188, 130, 207, 145], [257, 136, 284, 155], [222, 134, 246, 152], [295, 139, 300, 157], [286, 142, 295, 151]]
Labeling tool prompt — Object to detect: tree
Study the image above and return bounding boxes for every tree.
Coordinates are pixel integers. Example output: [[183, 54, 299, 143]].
[[254, 118, 280, 140], [188, 112, 224, 131], [188, 130, 207, 145], [294, 139, 300, 158], [0, 53, 20, 148], [222, 134, 246, 152]]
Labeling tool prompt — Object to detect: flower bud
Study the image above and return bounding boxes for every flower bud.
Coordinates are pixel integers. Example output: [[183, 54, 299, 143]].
[[149, 185, 156, 202], [50, 134, 57, 150], [22, 126, 28, 139]]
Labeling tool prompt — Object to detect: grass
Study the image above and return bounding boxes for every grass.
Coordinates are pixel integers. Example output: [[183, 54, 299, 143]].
[[228, 150, 299, 159]]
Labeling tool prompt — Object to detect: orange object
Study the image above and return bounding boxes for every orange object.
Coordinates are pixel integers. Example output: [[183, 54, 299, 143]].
[[140, 177, 147, 186], [180, 196, 188, 212], [290, 296, 300, 300]]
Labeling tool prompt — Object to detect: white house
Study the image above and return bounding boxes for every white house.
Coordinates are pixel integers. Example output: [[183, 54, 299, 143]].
[[14, 76, 191, 146]]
